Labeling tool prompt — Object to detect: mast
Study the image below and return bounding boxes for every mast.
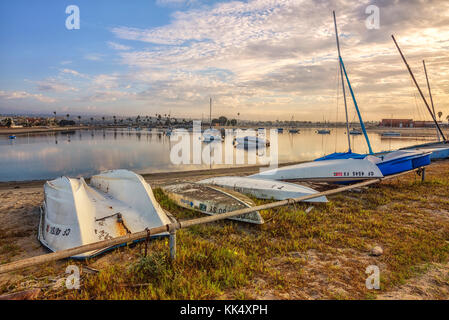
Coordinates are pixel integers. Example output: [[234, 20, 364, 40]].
[[391, 35, 446, 142], [339, 56, 374, 154], [423, 60, 440, 141], [333, 11, 351, 152], [209, 97, 212, 129]]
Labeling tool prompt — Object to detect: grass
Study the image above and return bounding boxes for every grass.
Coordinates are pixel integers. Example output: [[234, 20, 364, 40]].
[[2, 161, 449, 299]]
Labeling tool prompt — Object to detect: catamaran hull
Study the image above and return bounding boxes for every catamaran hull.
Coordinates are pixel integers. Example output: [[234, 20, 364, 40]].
[[248, 159, 384, 182], [198, 176, 327, 202]]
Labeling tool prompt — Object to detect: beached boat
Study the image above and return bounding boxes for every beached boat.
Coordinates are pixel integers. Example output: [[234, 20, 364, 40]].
[[162, 183, 263, 224], [248, 158, 384, 182], [39, 170, 172, 258], [364, 150, 431, 176], [312, 13, 431, 176], [198, 176, 327, 202], [402, 146, 449, 160], [317, 129, 331, 134]]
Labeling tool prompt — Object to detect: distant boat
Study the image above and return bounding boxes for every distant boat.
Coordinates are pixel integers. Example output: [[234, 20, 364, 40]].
[[277, 128, 284, 133], [202, 130, 222, 142], [234, 136, 269, 147], [289, 129, 299, 133], [381, 131, 401, 137], [9, 135, 16, 139], [198, 176, 327, 202], [349, 128, 362, 135], [317, 129, 331, 134]]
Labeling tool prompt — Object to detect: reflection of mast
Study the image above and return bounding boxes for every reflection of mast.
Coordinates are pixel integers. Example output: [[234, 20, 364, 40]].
[[423, 60, 440, 142], [333, 11, 351, 152], [209, 97, 212, 129], [392, 35, 446, 142]]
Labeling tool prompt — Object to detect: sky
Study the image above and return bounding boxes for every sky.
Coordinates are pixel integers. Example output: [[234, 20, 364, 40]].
[[0, 0, 448, 121]]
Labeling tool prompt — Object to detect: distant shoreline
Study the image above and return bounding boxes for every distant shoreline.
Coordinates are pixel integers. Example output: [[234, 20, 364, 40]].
[[1, 125, 447, 137]]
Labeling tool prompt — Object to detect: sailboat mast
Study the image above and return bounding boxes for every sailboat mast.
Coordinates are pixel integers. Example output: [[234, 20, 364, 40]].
[[209, 97, 212, 129], [423, 60, 440, 142], [392, 35, 446, 142], [333, 11, 351, 152]]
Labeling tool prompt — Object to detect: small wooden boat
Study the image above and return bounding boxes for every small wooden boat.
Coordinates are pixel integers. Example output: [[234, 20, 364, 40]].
[[198, 176, 327, 202], [39, 170, 172, 258], [162, 183, 263, 224]]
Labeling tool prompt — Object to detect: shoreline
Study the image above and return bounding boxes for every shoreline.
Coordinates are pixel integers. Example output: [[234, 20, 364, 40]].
[[1, 125, 448, 137], [0, 161, 301, 190]]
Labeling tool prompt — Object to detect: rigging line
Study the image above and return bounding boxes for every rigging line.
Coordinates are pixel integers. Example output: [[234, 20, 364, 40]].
[[335, 57, 340, 152], [410, 77, 421, 140]]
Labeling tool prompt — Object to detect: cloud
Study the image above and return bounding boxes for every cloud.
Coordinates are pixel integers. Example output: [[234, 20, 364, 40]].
[[84, 53, 104, 61], [107, 41, 132, 51], [60, 68, 89, 79], [108, 0, 449, 120], [35, 78, 78, 92], [0, 90, 56, 103], [5, 0, 449, 119]]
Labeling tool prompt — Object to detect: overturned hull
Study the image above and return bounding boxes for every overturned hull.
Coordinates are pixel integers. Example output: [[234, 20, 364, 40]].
[[248, 159, 384, 182], [198, 176, 327, 202], [39, 170, 171, 258], [162, 183, 264, 224]]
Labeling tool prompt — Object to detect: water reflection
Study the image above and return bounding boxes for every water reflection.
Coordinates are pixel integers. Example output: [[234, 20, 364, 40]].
[[0, 128, 434, 182]]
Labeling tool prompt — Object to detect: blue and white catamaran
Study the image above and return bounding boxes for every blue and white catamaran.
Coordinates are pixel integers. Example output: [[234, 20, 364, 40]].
[[314, 12, 431, 176]]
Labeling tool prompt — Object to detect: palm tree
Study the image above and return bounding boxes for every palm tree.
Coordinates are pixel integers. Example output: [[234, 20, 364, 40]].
[[66, 114, 70, 121], [446, 115, 449, 124], [90, 117, 94, 126], [77, 116, 81, 126], [102, 116, 105, 126], [437, 111, 443, 122], [113, 115, 117, 125]]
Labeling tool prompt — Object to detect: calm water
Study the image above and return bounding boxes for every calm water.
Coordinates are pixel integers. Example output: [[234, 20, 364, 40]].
[[0, 128, 433, 182]]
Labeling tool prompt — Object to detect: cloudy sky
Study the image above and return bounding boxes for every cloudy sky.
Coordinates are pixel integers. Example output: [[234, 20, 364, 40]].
[[0, 0, 448, 121]]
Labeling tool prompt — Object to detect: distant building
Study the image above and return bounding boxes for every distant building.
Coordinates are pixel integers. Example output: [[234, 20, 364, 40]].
[[380, 119, 413, 128], [413, 120, 442, 128]]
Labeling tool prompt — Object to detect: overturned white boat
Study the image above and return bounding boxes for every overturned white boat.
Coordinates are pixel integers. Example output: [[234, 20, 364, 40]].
[[198, 176, 327, 202], [39, 170, 172, 258], [248, 159, 384, 182]]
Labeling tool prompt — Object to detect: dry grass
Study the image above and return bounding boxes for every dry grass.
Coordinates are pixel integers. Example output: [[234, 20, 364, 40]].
[[1, 161, 449, 299]]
